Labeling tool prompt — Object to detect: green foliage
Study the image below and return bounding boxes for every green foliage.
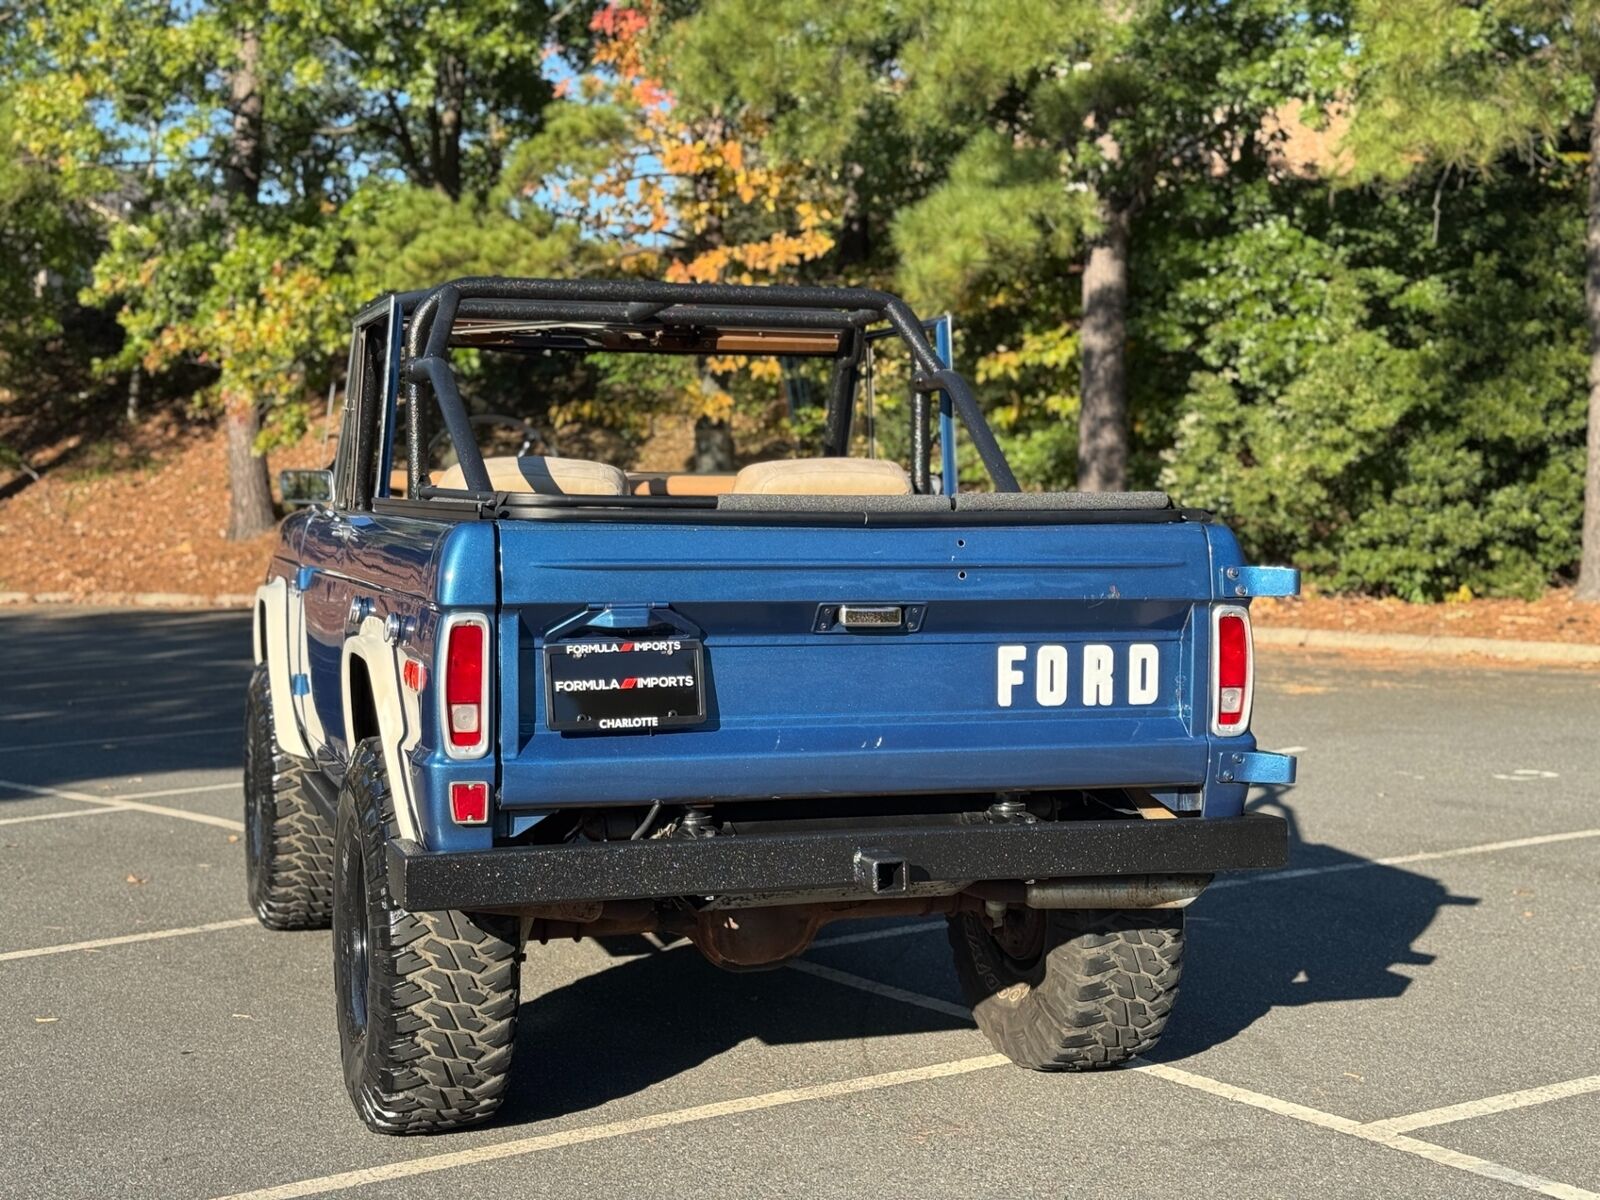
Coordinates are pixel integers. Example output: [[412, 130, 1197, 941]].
[[1154, 179, 1587, 599], [351, 184, 598, 299], [1345, 1, 1597, 183], [0, 100, 99, 368], [2, 0, 1595, 597]]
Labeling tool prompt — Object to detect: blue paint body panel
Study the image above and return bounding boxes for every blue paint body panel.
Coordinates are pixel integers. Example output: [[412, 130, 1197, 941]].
[[272, 496, 1296, 845], [495, 519, 1237, 810]]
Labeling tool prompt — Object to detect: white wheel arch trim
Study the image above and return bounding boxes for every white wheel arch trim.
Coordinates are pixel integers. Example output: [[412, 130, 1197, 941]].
[[342, 614, 423, 843], [254, 579, 309, 760]]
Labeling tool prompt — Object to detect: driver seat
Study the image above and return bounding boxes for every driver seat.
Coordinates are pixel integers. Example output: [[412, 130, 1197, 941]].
[[432, 455, 628, 496]]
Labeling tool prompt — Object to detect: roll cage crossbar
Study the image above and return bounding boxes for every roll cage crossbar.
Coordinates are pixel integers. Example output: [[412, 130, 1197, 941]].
[[395, 276, 1020, 498]]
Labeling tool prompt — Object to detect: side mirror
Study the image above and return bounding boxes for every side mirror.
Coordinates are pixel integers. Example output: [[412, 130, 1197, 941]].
[[279, 468, 333, 509]]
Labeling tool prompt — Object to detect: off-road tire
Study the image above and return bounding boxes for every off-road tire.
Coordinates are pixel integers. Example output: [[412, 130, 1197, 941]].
[[334, 738, 521, 1135], [948, 907, 1183, 1070], [245, 664, 334, 930]]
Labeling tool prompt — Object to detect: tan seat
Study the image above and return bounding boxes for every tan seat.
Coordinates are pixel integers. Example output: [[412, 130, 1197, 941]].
[[433, 455, 627, 496], [731, 458, 912, 496]]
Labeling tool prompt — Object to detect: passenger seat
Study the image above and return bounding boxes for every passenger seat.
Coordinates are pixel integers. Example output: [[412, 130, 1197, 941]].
[[432, 455, 627, 496]]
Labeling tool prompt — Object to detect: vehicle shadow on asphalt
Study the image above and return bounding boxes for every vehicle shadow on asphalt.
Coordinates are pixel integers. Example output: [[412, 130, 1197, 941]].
[[500, 935, 972, 1125], [1148, 788, 1479, 1062], [0, 610, 250, 790]]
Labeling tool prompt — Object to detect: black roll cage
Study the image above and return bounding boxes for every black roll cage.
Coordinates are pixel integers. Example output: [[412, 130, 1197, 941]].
[[375, 276, 1020, 499]]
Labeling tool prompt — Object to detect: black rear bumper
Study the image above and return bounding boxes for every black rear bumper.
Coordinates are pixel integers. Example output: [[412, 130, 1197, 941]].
[[390, 813, 1288, 911]]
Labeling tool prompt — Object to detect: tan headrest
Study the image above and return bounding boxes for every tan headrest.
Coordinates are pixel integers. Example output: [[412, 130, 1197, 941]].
[[433, 455, 627, 496], [732, 458, 912, 496]]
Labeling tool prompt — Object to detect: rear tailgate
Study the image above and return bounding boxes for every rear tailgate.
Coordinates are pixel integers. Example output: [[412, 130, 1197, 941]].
[[495, 518, 1221, 809]]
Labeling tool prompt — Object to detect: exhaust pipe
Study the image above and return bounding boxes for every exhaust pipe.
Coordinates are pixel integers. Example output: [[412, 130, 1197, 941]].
[[969, 874, 1211, 910], [1024, 874, 1210, 908]]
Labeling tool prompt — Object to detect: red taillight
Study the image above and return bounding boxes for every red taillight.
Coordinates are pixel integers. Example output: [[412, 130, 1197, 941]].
[[1212, 607, 1253, 735], [441, 615, 489, 758], [449, 781, 489, 825]]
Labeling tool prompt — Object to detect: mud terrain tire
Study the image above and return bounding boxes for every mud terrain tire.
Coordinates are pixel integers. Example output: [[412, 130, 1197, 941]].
[[948, 907, 1183, 1070], [245, 664, 334, 930], [334, 738, 521, 1135]]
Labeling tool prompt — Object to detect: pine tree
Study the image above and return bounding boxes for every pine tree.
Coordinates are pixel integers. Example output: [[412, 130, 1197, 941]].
[[1347, 0, 1600, 598], [665, 0, 1340, 490]]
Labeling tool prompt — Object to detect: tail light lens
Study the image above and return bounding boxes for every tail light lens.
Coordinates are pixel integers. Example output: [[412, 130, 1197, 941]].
[[1211, 605, 1253, 736], [440, 614, 490, 758]]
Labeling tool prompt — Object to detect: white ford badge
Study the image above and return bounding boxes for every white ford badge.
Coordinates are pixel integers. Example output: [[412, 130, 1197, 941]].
[[996, 643, 1161, 708]]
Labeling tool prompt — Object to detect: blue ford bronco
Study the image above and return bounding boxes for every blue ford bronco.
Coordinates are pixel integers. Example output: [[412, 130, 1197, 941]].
[[247, 277, 1298, 1134]]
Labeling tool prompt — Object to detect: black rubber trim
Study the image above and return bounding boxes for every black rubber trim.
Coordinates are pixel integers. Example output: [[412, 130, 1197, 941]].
[[389, 814, 1287, 910], [369, 496, 1206, 528]]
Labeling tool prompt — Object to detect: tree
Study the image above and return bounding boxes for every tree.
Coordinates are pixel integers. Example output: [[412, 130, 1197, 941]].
[[11, 0, 573, 538], [666, 0, 1340, 489], [517, 1, 838, 467], [1345, 0, 1600, 598]]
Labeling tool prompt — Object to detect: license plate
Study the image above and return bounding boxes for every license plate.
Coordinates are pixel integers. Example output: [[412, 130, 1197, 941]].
[[543, 637, 706, 733]]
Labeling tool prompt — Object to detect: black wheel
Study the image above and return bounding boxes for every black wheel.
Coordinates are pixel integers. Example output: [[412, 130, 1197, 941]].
[[244, 664, 334, 930], [948, 906, 1184, 1070], [334, 738, 521, 1135]]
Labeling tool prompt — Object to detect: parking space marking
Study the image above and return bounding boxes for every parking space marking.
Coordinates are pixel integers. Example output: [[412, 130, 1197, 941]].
[[210, 1054, 1011, 1200], [1, 678, 243, 706], [809, 920, 945, 950], [0, 805, 134, 827], [1212, 826, 1600, 890], [1360, 1075, 1600, 1137], [0, 778, 243, 831], [787, 959, 972, 1019], [798, 962, 1600, 1200], [1134, 1060, 1599, 1200], [0, 725, 238, 754], [0, 917, 259, 963]]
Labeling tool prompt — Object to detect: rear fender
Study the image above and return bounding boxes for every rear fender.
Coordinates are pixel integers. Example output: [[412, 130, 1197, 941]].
[[341, 615, 424, 843]]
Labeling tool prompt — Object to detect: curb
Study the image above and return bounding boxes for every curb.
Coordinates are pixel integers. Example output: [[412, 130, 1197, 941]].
[[0, 591, 255, 610], [1254, 626, 1600, 665]]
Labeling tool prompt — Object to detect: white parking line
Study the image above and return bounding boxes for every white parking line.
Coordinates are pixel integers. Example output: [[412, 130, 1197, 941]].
[[0, 725, 238, 754], [0, 805, 134, 827], [1361, 1075, 1600, 1137], [788, 959, 972, 1020], [0, 778, 243, 831], [0, 678, 243, 707], [810, 920, 945, 950], [1212, 827, 1600, 890], [210, 1054, 1011, 1200], [796, 962, 1599, 1200], [1132, 1059, 1598, 1200], [0, 918, 259, 963]]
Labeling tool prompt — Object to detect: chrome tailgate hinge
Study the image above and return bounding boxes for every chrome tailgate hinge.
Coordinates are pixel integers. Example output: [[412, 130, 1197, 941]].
[[1220, 565, 1301, 599]]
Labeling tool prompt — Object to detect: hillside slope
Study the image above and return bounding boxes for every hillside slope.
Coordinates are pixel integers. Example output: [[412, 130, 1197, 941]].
[[0, 416, 328, 598]]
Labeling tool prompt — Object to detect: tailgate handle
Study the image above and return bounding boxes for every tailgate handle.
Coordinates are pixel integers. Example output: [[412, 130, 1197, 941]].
[[840, 604, 903, 628], [816, 603, 925, 634]]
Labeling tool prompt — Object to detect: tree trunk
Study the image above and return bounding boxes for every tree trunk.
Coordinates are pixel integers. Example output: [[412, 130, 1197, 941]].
[[1579, 87, 1600, 601], [693, 416, 736, 473], [225, 399, 276, 540], [224, 27, 264, 203], [221, 25, 276, 541], [1078, 199, 1130, 492], [437, 54, 465, 201], [125, 365, 141, 424]]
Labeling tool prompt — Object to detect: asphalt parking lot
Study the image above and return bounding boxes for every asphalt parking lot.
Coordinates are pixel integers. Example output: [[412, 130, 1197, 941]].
[[2, 607, 1597, 1200]]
